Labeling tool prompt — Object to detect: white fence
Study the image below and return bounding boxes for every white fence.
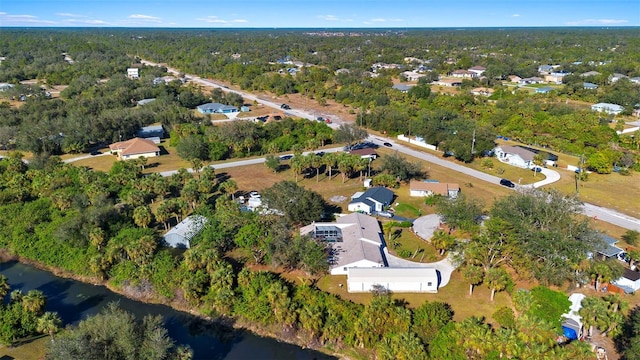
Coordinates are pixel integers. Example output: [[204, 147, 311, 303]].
[[397, 135, 438, 151]]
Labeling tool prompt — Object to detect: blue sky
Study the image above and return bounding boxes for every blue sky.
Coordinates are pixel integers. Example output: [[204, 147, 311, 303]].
[[1, 0, 638, 28]]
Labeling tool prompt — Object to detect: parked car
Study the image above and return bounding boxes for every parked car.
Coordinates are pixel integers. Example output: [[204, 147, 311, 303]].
[[316, 116, 324, 121], [315, 151, 325, 157], [377, 211, 393, 218], [383, 142, 393, 147], [324, 118, 332, 124], [90, 150, 101, 156], [532, 167, 542, 172], [280, 104, 290, 110], [280, 154, 293, 160], [499, 179, 516, 188]]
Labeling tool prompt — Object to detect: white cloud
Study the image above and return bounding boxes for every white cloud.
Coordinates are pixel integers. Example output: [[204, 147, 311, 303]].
[[66, 19, 109, 25], [370, 18, 387, 22], [56, 13, 86, 18], [318, 15, 339, 21], [128, 14, 161, 21], [566, 19, 628, 26], [512, 14, 520, 17], [196, 16, 247, 24], [0, 12, 56, 25]]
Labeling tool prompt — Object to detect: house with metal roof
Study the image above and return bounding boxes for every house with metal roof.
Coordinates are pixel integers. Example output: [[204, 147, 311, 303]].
[[300, 213, 386, 275], [347, 267, 439, 293], [137, 98, 156, 106], [591, 103, 624, 115], [535, 87, 554, 94], [109, 137, 160, 160], [196, 102, 239, 118], [583, 82, 598, 90], [347, 187, 394, 214], [163, 215, 208, 249], [392, 83, 413, 92]]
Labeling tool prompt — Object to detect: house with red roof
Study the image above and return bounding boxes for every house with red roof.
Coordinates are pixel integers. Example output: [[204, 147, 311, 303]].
[[109, 137, 161, 160]]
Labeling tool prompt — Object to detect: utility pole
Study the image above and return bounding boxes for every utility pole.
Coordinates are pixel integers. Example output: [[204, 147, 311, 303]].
[[471, 129, 476, 156]]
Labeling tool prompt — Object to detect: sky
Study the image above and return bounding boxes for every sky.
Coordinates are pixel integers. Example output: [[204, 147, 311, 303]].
[[1, 0, 639, 28]]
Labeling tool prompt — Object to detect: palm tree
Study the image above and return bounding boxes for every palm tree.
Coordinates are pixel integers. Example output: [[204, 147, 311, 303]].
[[431, 230, 456, 256], [133, 205, 154, 228], [37, 312, 62, 341], [9, 289, 23, 304], [190, 158, 203, 177], [89, 227, 106, 251], [290, 156, 305, 182], [462, 265, 485, 296], [22, 290, 46, 315], [219, 180, 238, 200], [174, 345, 193, 360], [0, 274, 10, 299], [323, 152, 337, 179], [486, 267, 510, 301]]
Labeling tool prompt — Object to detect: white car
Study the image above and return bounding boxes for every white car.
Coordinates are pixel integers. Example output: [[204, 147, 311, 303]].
[[377, 211, 393, 218]]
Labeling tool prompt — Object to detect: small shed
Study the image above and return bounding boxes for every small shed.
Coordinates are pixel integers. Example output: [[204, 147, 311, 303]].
[[163, 215, 208, 249], [561, 293, 586, 340], [347, 267, 439, 293]]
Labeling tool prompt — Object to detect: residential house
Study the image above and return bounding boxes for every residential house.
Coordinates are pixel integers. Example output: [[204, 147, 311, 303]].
[[300, 213, 386, 275], [410, 180, 460, 198], [451, 69, 476, 78], [392, 84, 413, 93], [109, 137, 160, 160], [518, 77, 544, 85], [494, 145, 536, 169], [535, 87, 554, 94], [402, 71, 426, 81], [630, 77, 640, 85], [136, 124, 165, 140], [561, 293, 586, 340], [596, 234, 624, 260], [468, 66, 486, 77], [347, 186, 394, 214], [545, 71, 570, 84], [610, 73, 628, 83], [508, 75, 522, 83], [591, 103, 624, 115], [347, 267, 439, 293], [613, 269, 640, 293], [580, 71, 601, 77], [583, 82, 598, 90], [437, 78, 462, 87], [127, 68, 139, 79], [163, 215, 208, 249], [537, 64, 555, 75], [348, 148, 378, 160], [196, 102, 239, 118], [470, 87, 494, 96]]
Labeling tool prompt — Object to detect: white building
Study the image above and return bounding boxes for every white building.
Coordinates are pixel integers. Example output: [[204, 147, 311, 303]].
[[613, 269, 640, 293], [347, 267, 439, 293], [561, 293, 586, 340], [127, 68, 139, 79], [409, 180, 460, 198], [591, 103, 624, 115], [163, 215, 208, 249], [300, 213, 386, 275], [347, 187, 394, 215], [494, 145, 536, 169]]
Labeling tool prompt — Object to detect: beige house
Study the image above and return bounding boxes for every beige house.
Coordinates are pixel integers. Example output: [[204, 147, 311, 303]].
[[409, 180, 460, 198], [109, 137, 160, 160]]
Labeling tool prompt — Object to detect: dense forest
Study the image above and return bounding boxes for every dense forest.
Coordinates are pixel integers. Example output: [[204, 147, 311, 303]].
[[1, 28, 640, 359]]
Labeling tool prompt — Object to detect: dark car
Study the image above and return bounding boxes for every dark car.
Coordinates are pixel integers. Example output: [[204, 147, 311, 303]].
[[90, 150, 102, 156], [383, 142, 393, 147], [279, 154, 293, 160], [280, 104, 290, 110], [315, 151, 325, 157], [532, 167, 542, 172], [499, 179, 516, 188]]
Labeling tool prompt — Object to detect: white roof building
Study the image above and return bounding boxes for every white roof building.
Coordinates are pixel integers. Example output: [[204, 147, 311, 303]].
[[591, 103, 624, 115], [163, 215, 208, 249], [347, 267, 439, 293], [300, 213, 386, 275]]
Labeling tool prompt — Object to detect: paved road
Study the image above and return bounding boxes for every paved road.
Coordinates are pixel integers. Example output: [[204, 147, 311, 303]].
[[141, 59, 640, 231]]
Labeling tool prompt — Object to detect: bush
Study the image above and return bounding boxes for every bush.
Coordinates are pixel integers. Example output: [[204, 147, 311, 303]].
[[496, 167, 505, 175], [492, 307, 516, 329], [481, 158, 494, 169], [622, 230, 639, 246]]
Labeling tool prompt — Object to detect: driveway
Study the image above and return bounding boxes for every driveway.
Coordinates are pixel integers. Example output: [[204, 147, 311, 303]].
[[380, 214, 457, 288]]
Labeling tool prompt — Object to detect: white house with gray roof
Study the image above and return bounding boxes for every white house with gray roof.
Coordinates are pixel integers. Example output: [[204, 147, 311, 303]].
[[300, 213, 386, 275], [591, 103, 624, 115], [494, 145, 536, 169], [347, 267, 439, 293]]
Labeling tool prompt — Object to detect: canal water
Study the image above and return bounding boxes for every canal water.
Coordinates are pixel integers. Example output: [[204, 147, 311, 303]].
[[0, 260, 336, 360]]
